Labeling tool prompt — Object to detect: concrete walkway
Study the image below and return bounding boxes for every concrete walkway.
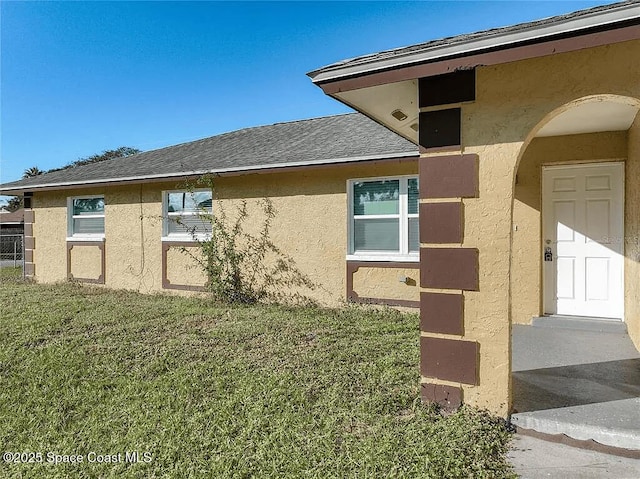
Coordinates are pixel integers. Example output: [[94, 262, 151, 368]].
[[508, 434, 640, 479], [510, 322, 640, 450]]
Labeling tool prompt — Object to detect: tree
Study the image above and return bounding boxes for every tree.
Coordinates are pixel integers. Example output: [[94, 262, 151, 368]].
[[3, 147, 141, 212], [4, 167, 45, 211], [45, 146, 142, 173], [23, 166, 43, 178], [4, 196, 22, 212], [70, 146, 141, 168], [29, 146, 141, 175]]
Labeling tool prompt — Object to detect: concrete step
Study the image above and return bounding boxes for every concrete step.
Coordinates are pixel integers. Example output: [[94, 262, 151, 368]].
[[508, 434, 640, 477], [532, 315, 627, 333], [511, 398, 640, 451]]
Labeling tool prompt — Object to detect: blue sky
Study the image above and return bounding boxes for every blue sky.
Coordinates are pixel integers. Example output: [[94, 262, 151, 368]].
[[1, 0, 612, 192]]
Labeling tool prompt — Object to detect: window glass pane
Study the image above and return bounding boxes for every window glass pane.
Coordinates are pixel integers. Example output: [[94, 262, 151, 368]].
[[167, 214, 212, 235], [73, 197, 104, 215], [167, 193, 182, 213], [408, 217, 419, 252], [353, 180, 399, 215], [73, 217, 104, 234], [408, 178, 419, 215], [354, 218, 399, 251], [167, 191, 212, 213]]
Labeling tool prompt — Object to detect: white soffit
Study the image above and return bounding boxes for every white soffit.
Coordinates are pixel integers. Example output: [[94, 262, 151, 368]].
[[536, 101, 640, 137], [337, 80, 418, 143]]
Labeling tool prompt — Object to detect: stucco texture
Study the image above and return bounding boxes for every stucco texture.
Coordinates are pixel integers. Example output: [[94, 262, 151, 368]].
[[69, 244, 102, 281], [30, 161, 418, 306], [33, 189, 84, 283], [213, 161, 418, 304], [352, 266, 419, 302], [165, 245, 207, 287], [419, 39, 640, 415], [625, 115, 640, 348], [33, 184, 164, 291]]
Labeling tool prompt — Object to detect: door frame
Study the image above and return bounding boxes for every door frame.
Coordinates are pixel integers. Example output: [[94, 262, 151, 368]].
[[541, 160, 625, 319]]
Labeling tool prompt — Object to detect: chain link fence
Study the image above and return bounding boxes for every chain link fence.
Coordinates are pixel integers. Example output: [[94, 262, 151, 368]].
[[0, 233, 24, 270]]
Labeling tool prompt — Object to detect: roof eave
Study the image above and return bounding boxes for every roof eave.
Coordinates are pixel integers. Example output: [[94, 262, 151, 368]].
[[308, 2, 640, 84]]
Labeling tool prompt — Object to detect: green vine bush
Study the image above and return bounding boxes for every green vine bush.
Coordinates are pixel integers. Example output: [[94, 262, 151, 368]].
[[174, 176, 317, 305]]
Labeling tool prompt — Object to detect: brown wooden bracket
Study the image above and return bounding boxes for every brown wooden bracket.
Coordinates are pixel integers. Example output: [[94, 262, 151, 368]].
[[346, 260, 420, 308], [67, 241, 105, 284], [162, 241, 207, 292]]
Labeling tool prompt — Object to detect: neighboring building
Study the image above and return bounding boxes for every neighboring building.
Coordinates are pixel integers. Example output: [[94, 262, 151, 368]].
[[0, 208, 24, 234], [1, 1, 638, 425], [308, 0, 640, 417], [0, 208, 24, 263]]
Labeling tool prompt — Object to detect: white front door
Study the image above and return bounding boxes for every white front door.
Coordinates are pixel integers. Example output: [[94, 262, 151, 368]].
[[542, 162, 624, 320]]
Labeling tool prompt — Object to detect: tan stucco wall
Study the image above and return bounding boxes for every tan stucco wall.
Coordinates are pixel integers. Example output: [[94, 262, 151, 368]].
[[69, 244, 102, 280], [212, 162, 418, 304], [33, 184, 165, 290], [625, 115, 640, 348], [352, 266, 420, 302], [166, 245, 207, 287], [33, 189, 89, 283], [445, 39, 640, 415], [104, 185, 163, 291], [511, 132, 628, 325], [31, 161, 418, 305]]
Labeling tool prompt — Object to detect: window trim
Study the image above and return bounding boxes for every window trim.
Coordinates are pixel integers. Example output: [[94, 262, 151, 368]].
[[66, 194, 105, 241], [161, 189, 213, 241], [347, 175, 419, 262]]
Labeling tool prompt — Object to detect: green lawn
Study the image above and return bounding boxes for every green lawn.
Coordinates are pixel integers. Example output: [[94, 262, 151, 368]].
[[0, 276, 515, 478], [0, 266, 22, 281]]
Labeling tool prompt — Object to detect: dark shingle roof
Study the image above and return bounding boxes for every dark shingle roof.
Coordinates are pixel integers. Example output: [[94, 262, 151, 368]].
[[0, 113, 417, 193], [308, 0, 639, 81]]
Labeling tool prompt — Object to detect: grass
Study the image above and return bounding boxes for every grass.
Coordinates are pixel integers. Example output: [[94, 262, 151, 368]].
[[0, 266, 22, 281], [0, 276, 515, 478]]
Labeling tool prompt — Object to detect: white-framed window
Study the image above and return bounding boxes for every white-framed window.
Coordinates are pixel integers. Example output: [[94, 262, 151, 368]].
[[162, 189, 213, 240], [67, 195, 105, 240], [347, 176, 419, 261]]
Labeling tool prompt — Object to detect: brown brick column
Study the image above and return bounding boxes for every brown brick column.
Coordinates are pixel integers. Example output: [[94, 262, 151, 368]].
[[23, 208, 35, 278], [418, 154, 479, 410], [417, 70, 478, 410]]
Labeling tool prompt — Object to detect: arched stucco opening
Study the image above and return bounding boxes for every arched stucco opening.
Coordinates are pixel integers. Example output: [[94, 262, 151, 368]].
[[508, 94, 640, 448], [511, 94, 640, 334]]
